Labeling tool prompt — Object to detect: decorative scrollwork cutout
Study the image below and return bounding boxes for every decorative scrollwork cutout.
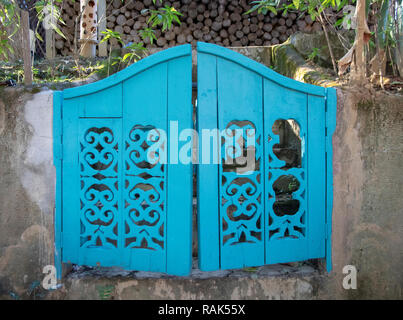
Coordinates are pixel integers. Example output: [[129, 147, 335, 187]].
[[269, 119, 302, 169], [268, 171, 306, 240], [79, 126, 119, 249], [220, 120, 262, 247], [124, 124, 166, 251]]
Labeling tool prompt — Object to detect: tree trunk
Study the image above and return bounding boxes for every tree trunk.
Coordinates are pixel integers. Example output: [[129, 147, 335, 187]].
[[350, 0, 367, 84], [318, 12, 337, 75], [395, 0, 403, 77], [21, 10, 32, 86], [98, 0, 107, 57]]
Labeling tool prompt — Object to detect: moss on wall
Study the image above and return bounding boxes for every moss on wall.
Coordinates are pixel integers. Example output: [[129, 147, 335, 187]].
[[270, 41, 338, 87]]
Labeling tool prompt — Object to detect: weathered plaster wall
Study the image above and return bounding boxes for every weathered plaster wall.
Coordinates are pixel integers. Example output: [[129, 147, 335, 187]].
[[0, 84, 402, 300], [0, 88, 55, 299], [321, 88, 403, 299]]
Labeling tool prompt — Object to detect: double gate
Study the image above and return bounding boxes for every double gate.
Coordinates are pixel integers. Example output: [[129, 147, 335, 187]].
[[54, 43, 336, 278]]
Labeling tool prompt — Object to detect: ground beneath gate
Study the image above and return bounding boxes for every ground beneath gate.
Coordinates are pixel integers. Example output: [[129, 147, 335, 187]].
[[47, 259, 324, 300]]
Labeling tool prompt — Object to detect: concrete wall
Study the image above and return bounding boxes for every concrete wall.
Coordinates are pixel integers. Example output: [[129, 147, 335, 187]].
[[0, 88, 55, 299], [322, 88, 403, 299], [0, 84, 402, 299]]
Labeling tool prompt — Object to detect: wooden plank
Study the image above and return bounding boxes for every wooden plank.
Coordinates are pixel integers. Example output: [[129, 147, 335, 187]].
[[307, 95, 326, 259], [76, 83, 122, 118], [63, 45, 191, 99], [122, 62, 168, 273], [53, 91, 63, 279], [325, 87, 337, 272], [197, 42, 326, 97], [166, 55, 193, 276], [264, 79, 309, 264], [197, 51, 220, 271], [61, 98, 79, 264], [118, 116, 124, 269], [217, 57, 264, 270]]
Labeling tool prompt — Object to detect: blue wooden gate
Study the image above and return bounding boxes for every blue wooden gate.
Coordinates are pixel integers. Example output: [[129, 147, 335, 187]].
[[54, 42, 336, 277], [53, 45, 193, 276], [197, 43, 336, 272]]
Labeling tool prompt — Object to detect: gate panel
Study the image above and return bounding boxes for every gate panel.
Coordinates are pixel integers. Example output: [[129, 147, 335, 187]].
[[197, 42, 336, 271], [78, 118, 122, 266], [78, 83, 122, 118], [61, 97, 80, 264], [122, 62, 168, 272], [306, 95, 326, 259], [196, 52, 220, 271], [263, 80, 308, 264], [54, 45, 193, 276], [166, 56, 193, 275], [217, 58, 264, 270]]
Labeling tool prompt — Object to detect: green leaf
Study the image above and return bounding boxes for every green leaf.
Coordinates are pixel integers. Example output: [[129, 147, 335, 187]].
[[53, 25, 66, 40], [35, 30, 43, 42], [245, 4, 261, 15], [267, 6, 277, 15], [334, 18, 343, 27], [310, 12, 316, 21], [173, 14, 181, 24], [122, 53, 132, 62]]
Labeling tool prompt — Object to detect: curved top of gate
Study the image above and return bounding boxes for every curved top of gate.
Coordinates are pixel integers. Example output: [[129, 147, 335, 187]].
[[197, 42, 327, 97], [62, 44, 192, 99]]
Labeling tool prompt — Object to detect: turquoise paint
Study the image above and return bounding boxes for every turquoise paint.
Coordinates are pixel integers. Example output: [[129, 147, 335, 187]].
[[54, 42, 336, 276], [217, 58, 265, 269], [197, 42, 336, 271], [325, 88, 337, 272], [53, 91, 63, 280], [54, 45, 193, 276], [196, 52, 220, 271]]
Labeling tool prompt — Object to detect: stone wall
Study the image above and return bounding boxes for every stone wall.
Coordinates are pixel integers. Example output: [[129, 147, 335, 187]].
[[0, 62, 402, 299]]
